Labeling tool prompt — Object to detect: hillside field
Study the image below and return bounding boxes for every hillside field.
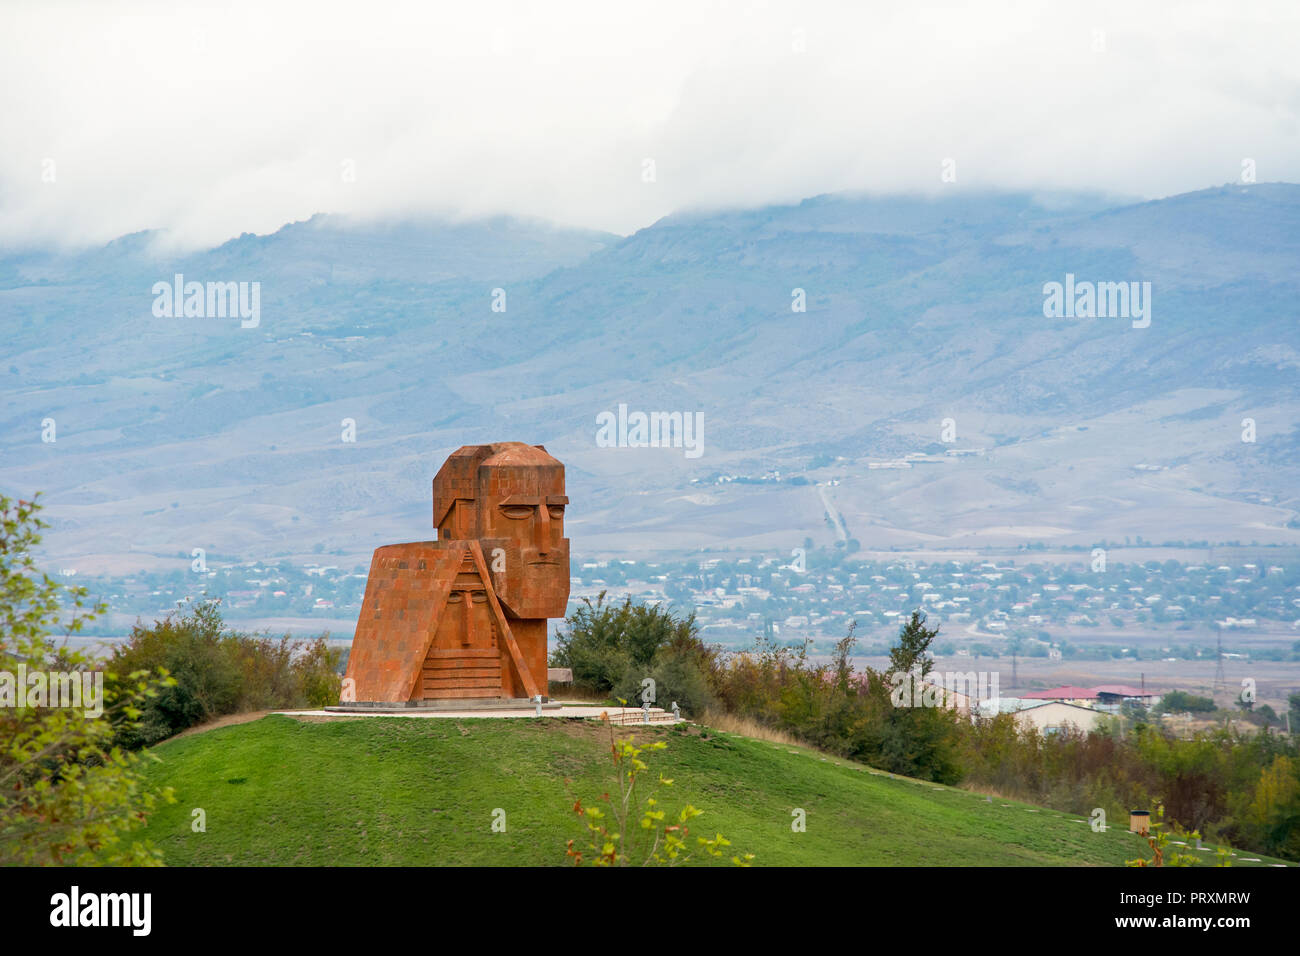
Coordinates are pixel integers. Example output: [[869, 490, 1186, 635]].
[[128, 714, 1287, 867]]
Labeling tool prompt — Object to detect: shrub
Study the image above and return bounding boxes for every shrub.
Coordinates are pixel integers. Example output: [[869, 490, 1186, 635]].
[[110, 603, 341, 747], [551, 593, 721, 715], [613, 643, 717, 715], [1159, 690, 1216, 713], [0, 494, 174, 865]]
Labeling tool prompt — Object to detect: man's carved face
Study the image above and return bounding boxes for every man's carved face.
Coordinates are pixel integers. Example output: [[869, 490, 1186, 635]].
[[479, 467, 569, 619], [433, 443, 571, 619], [481, 490, 567, 558]]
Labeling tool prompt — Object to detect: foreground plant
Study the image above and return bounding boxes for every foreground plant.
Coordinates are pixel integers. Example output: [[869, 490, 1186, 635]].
[[1126, 806, 1199, 868], [0, 494, 175, 865], [565, 708, 752, 867]]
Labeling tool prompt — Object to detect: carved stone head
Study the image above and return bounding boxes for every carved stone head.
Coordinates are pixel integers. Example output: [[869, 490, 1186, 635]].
[[433, 442, 570, 618]]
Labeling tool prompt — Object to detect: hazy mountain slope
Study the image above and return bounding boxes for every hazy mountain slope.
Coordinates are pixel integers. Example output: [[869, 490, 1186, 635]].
[[1, 186, 1297, 571]]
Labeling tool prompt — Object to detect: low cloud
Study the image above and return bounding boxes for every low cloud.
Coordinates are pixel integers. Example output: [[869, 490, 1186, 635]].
[[1, 0, 1296, 251]]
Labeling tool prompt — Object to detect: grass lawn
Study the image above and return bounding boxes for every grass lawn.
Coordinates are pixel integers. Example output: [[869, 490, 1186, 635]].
[[134, 714, 1286, 867]]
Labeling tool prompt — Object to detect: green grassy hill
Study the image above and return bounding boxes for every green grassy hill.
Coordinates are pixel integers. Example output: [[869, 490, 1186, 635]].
[[134, 715, 1275, 867]]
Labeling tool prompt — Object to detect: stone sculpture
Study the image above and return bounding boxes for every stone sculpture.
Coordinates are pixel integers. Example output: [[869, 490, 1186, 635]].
[[343, 443, 569, 704]]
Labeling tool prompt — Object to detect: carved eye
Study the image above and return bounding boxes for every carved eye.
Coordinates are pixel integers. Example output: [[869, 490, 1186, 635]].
[[547, 506, 565, 519], [501, 505, 533, 519], [446, 592, 464, 604], [470, 592, 487, 604]]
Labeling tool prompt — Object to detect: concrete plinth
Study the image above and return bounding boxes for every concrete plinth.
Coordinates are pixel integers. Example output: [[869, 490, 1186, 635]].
[[325, 698, 562, 714]]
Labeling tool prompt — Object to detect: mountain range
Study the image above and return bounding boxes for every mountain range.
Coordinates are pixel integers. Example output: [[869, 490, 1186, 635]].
[[3, 184, 1298, 573]]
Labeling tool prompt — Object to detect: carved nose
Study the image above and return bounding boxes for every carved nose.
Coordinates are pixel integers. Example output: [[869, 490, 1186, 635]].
[[537, 506, 551, 555]]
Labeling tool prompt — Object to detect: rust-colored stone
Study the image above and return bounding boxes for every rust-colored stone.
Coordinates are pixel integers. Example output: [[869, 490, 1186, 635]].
[[344, 443, 570, 703]]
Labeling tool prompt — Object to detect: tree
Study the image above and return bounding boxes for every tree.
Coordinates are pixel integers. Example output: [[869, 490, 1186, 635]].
[[1246, 756, 1300, 858], [856, 612, 963, 785], [888, 609, 940, 679], [0, 494, 174, 865]]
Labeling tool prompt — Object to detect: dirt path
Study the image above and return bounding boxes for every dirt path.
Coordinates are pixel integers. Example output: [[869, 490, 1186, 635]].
[[166, 710, 275, 741]]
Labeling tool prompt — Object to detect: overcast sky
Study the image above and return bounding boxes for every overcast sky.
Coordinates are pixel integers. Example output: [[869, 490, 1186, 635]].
[[1, 0, 1296, 250]]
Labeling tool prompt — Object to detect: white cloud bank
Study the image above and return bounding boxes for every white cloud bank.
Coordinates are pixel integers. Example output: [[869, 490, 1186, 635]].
[[0, 0, 1296, 250]]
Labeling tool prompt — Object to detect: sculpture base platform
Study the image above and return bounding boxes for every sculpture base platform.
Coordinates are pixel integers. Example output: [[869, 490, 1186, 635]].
[[325, 698, 561, 714], [276, 703, 682, 723]]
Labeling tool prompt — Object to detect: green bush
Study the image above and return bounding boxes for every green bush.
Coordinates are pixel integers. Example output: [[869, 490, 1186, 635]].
[[1159, 690, 1217, 713], [550, 593, 720, 715], [110, 603, 341, 747], [711, 613, 965, 784], [612, 643, 717, 715]]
